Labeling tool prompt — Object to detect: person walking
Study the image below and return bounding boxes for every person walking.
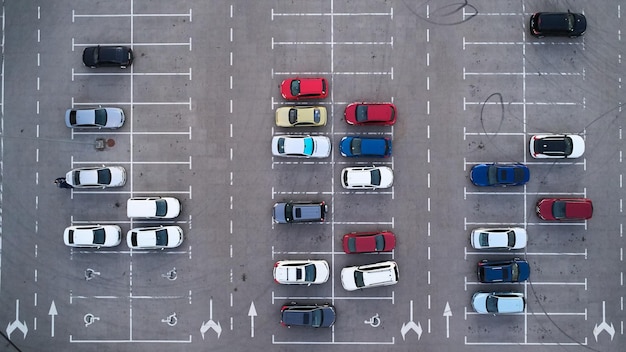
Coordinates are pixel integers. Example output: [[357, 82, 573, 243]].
[[54, 177, 73, 189]]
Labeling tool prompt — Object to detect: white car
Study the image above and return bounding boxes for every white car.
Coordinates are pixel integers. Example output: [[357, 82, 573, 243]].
[[271, 135, 331, 158], [65, 166, 126, 188], [472, 292, 526, 314], [529, 134, 584, 159], [127, 197, 181, 219], [273, 260, 329, 285], [341, 166, 394, 189], [65, 107, 125, 128], [341, 261, 399, 291], [63, 225, 122, 248], [470, 228, 527, 250], [126, 226, 184, 249]]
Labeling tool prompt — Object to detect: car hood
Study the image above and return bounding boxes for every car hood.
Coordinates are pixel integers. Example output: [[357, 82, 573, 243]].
[[311, 136, 331, 157], [472, 292, 489, 313], [469, 164, 490, 186], [340, 267, 358, 291], [273, 203, 287, 223]]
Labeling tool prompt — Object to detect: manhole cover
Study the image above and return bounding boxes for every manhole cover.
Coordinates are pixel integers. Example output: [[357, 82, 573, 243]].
[[107, 139, 116, 147]]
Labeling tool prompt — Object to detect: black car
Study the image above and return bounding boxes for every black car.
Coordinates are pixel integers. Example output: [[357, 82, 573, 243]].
[[280, 303, 335, 328], [529, 12, 586, 38], [477, 259, 530, 283], [272, 201, 327, 224], [82, 45, 134, 68]]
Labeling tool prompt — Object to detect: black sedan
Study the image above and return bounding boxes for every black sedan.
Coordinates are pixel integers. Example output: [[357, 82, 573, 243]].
[[83, 45, 133, 68], [280, 303, 335, 328]]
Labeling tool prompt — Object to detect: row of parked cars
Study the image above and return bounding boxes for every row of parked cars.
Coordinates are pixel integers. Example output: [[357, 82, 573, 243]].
[[274, 78, 398, 327]]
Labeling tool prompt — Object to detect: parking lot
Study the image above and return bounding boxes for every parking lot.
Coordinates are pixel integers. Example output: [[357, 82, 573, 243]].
[[0, 1, 624, 351]]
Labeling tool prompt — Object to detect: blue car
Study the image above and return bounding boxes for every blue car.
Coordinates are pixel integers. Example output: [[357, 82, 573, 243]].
[[477, 259, 530, 283], [469, 163, 529, 186], [339, 136, 392, 157]]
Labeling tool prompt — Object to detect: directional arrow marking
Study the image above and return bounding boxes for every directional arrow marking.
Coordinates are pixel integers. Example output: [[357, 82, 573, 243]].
[[49, 301, 58, 338], [593, 301, 615, 341], [6, 299, 28, 340], [200, 298, 221, 339], [401, 300, 422, 340], [443, 302, 452, 339], [248, 302, 257, 338]]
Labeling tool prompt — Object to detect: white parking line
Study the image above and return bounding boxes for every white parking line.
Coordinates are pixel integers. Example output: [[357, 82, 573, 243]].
[[71, 98, 192, 110], [271, 8, 393, 20], [72, 68, 192, 79], [72, 39, 192, 50], [464, 336, 587, 346], [272, 70, 393, 77], [464, 247, 587, 260], [464, 188, 587, 198], [463, 97, 580, 110], [464, 276, 587, 291], [72, 9, 192, 22], [463, 67, 583, 79]]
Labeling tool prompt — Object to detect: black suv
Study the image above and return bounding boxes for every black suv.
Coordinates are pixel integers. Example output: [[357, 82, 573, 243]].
[[82, 45, 134, 68], [280, 303, 335, 328], [529, 11, 586, 38], [272, 201, 327, 224]]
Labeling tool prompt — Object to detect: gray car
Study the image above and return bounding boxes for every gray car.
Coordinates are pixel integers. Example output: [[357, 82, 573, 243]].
[[273, 201, 327, 224], [65, 107, 125, 128]]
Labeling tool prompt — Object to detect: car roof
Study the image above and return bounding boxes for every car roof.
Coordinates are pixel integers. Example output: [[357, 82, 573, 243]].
[[363, 104, 394, 121], [298, 78, 325, 95], [564, 200, 593, 218]]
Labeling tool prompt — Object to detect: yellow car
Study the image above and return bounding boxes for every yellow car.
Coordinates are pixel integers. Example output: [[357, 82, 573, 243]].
[[275, 106, 327, 127]]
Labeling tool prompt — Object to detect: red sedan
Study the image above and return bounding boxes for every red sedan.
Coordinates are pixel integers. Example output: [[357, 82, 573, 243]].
[[280, 77, 328, 100], [536, 198, 593, 221], [344, 102, 397, 125], [342, 231, 396, 254]]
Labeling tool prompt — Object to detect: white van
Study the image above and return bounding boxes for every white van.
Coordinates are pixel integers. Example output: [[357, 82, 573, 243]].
[[127, 197, 181, 219]]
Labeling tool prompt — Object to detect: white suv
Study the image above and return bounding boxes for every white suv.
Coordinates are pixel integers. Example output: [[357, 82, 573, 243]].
[[341, 261, 399, 291]]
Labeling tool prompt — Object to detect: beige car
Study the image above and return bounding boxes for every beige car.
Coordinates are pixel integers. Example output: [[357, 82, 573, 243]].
[[275, 106, 327, 127]]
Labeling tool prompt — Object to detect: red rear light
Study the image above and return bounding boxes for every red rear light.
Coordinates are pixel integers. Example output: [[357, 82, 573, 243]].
[[274, 261, 279, 267]]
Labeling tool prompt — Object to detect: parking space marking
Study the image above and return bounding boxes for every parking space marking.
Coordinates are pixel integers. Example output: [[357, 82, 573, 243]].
[[464, 276, 587, 291], [463, 97, 581, 110], [72, 9, 193, 22], [72, 68, 192, 79], [464, 247, 587, 260], [272, 292, 394, 303], [464, 188, 586, 198], [272, 37, 393, 47], [271, 8, 393, 20], [463, 67, 584, 78], [464, 336, 587, 347], [272, 336, 394, 345], [70, 98, 193, 110]]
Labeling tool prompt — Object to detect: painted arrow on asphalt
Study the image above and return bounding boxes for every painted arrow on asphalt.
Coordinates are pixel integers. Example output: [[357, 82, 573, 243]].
[[200, 298, 221, 339], [401, 300, 422, 340], [6, 299, 28, 340], [443, 301, 452, 338], [593, 301, 615, 341], [248, 302, 257, 338], [48, 301, 58, 337]]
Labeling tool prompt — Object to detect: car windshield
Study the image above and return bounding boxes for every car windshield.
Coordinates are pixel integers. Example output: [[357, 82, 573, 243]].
[[479, 233, 489, 247], [290, 80, 300, 96], [97, 169, 112, 185], [510, 263, 519, 281], [93, 228, 106, 245], [354, 271, 365, 288], [277, 138, 285, 153], [552, 201, 566, 219], [486, 296, 499, 313], [288, 109, 298, 124], [565, 13, 575, 31], [375, 235, 385, 251], [303, 264, 316, 282], [303, 137, 314, 155], [370, 169, 381, 186], [351, 138, 362, 155], [73, 171, 82, 185], [347, 238, 357, 252], [155, 199, 168, 217], [355, 105, 369, 122], [311, 309, 322, 327], [487, 166, 498, 184], [284, 203, 293, 222], [313, 109, 321, 123], [507, 230, 516, 247], [155, 229, 168, 246], [94, 109, 107, 126]]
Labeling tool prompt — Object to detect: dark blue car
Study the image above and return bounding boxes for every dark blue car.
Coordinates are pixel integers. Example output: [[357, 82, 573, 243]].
[[470, 163, 530, 186], [339, 136, 391, 157], [477, 259, 530, 283]]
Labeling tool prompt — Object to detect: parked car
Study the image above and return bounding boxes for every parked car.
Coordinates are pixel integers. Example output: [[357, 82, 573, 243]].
[[82, 45, 133, 68], [340, 136, 392, 158], [472, 292, 526, 314], [273, 201, 327, 224], [271, 135, 331, 158], [126, 226, 184, 249], [273, 260, 329, 285], [65, 107, 125, 128], [280, 303, 336, 328], [341, 261, 399, 291], [344, 102, 397, 125], [342, 231, 396, 254], [536, 198, 593, 220], [469, 163, 530, 187], [127, 197, 181, 219], [65, 166, 126, 188], [470, 228, 527, 250], [63, 225, 122, 248], [529, 134, 584, 159], [341, 166, 394, 189], [280, 77, 328, 100], [477, 259, 530, 283], [275, 106, 327, 127], [529, 12, 586, 38]]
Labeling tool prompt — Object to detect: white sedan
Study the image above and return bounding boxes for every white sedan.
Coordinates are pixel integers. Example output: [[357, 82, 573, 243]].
[[126, 226, 184, 249], [273, 260, 329, 285], [63, 225, 122, 248], [65, 166, 126, 188], [470, 227, 527, 250], [65, 107, 125, 128], [341, 166, 394, 189], [271, 135, 331, 158]]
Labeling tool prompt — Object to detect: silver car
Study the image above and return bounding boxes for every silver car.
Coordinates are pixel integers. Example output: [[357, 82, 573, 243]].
[[126, 226, 184, 249], [65, 107, 125, 128], [65, 166, 126, 188], [63, 225, 122, 248]]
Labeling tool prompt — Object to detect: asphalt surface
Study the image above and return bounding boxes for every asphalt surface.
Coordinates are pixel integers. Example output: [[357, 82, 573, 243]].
[[0, 1, 623, 352]]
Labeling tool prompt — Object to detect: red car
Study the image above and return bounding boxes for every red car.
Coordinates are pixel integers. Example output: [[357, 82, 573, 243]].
[[342, 231, 396, 254], [536, 198, 593, 221], [344, 102, 397, 125], [280, 77, 328, 100]]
